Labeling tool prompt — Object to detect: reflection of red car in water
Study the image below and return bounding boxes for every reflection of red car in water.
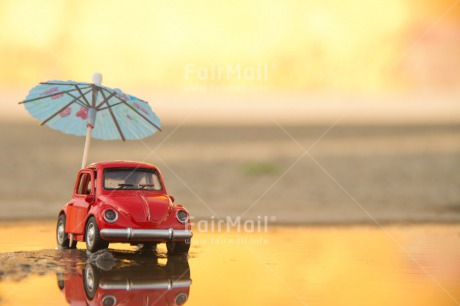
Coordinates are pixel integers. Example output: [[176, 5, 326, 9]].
[[57, 257, 191, 305], [56, 161, 192, 254]]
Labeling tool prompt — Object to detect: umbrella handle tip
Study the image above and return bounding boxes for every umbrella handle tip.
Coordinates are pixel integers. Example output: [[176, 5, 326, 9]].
[[92, 72, 103, 85]]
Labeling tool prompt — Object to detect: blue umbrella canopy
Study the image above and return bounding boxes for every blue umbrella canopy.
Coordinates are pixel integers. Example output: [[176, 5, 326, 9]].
[[20, 79, 161, 140], [19, 74, 161, 168]]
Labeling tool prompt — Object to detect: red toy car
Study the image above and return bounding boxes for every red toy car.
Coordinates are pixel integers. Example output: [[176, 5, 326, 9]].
[[56, 161, 192, 254]]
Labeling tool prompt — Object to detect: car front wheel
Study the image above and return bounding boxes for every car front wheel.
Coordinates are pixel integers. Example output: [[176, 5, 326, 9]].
[[83, 264, 99, 300], [85, 216, 109, 252], [56, 214, 77, 249], [167, 239, 191, 255]]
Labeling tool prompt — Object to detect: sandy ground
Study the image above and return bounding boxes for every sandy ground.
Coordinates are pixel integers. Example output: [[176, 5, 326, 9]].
[[0, 122, 459, 224], [0, 248, 177, 282]]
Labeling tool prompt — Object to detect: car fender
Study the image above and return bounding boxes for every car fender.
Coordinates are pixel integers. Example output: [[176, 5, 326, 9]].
[[87, 202, 135, 231], [161, 205, 192, 230], [58, 202, 73, 218]]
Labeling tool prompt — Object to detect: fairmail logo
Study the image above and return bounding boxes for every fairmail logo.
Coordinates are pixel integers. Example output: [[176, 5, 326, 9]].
[[184, 63, 269, 81], [188, 215, 276, 233]]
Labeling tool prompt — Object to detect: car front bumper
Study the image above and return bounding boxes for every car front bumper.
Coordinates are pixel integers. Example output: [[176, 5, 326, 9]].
[[100, 228, 193, 240], [100, 278, 192, 290]]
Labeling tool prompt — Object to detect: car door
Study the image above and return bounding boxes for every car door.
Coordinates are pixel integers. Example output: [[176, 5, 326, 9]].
[[66, 170, 94, 234]]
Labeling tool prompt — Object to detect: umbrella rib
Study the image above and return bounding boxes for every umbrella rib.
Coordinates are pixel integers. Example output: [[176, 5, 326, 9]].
[[101, 87, 128, 105], [122, 101, 162, 131], [40, 82, 89, 86], [40, 98, 81, 126], [74, 85, 91, 106], [99, 90, 126, 141], [138, 98, 150, 104], [107, 104, 126, 142], [66, 88, 93, 107], [95, 91, 117, 109], [19, 86, 91, 104], [98, 101, 123, 110], [99, 88, 161, 132], [100, 88, 123, 104], [66, 96, 89, 108], [71, 100, 87, 108]]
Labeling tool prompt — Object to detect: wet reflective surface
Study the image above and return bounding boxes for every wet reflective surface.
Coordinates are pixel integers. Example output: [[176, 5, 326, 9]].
[[58, 251, 191, 306], [0, 222, 460, 305]]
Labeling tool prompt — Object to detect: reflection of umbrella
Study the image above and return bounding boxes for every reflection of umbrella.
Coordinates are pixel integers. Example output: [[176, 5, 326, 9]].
[[19, 73, 161, 168]]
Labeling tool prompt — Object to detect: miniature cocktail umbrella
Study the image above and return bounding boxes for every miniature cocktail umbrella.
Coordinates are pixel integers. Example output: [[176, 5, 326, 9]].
[[19, 73, 161, 169]]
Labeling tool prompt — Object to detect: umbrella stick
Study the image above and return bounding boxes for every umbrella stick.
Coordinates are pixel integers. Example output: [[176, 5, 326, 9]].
[[81, 126, 92, 169]]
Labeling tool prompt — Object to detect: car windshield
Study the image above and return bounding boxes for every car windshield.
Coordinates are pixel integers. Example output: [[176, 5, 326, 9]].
[[104, 168, 163, 191]]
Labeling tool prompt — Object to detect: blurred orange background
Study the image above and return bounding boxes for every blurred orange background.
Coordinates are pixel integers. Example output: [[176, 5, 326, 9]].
[[1, 0, 459, 124], [1, 0, 459, 89]]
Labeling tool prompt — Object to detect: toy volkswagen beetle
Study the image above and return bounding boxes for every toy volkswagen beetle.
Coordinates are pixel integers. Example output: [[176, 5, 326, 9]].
[[56, 161, 192, 254]]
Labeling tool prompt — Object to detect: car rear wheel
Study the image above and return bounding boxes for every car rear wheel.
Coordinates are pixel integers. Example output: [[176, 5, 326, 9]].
[[85, 216, 109, 252], [56, 214, 77, 249], [167, 239, 191, 255]]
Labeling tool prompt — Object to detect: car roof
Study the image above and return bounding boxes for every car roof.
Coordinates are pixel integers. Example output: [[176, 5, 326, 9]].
[[87, 160, 159, 170]]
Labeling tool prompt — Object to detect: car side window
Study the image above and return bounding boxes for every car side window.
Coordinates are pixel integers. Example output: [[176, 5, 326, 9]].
[[77, 173, 92, 195]]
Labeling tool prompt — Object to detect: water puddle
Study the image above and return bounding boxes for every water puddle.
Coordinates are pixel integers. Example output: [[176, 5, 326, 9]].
[[0, 222, 459, 305]]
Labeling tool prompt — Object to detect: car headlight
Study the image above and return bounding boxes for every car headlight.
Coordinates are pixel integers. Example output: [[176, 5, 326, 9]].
[[104, 209, 118, 223], [101, 295, 117, 306], [176, 210, 189, 224], [175, 293, 188, 305]]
